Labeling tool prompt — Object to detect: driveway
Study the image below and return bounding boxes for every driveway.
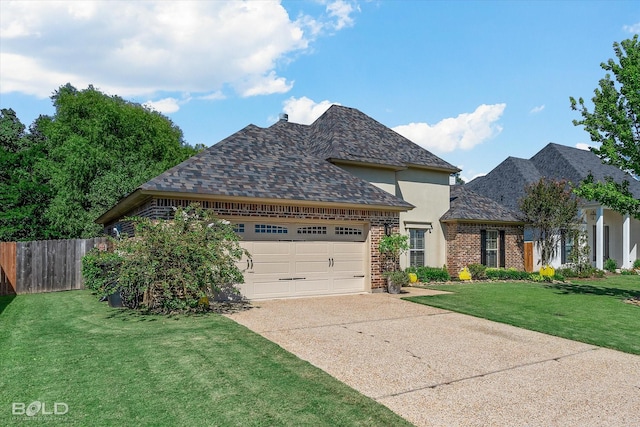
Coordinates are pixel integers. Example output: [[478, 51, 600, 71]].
[[226, 288, 640, 427]]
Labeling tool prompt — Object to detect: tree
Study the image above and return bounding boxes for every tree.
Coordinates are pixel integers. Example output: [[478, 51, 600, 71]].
[[519, 178, 580, 267], [35, 84, 198, 238], [82, 204, 248, 313], [0, 109, 53, 241], [570, 35, 640, 219]]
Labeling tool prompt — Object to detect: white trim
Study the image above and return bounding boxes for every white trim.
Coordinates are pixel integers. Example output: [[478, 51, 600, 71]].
[[596, 207, 604, 270], [623, 214, 631, 269]]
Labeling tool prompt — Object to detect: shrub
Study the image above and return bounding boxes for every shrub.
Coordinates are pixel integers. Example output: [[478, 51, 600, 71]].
[[467, 264, 487, 280], [604, 258, 617, 273], [633, 259, 640, 269], [82, 204, 248, 313], [406, 266, 450, 282], [82, 246, 123, 298], [384, 270, 410, 287], [486, 268, 531, 281], [378, 233, 409, 272]]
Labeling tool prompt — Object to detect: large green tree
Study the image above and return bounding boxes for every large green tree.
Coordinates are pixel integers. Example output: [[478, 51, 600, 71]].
[[0, 109, 53, 241], [519, 178, 580, 267], [34, 84, 198, 238], [570, 35, 640, 219]]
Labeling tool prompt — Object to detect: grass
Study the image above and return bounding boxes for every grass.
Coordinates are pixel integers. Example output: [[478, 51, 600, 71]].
[[406, 275, 640, 355], [0, 290, 410, 427]]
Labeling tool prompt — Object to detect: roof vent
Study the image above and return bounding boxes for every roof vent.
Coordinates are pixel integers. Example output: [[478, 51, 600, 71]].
[[279, 113, 288, 122]]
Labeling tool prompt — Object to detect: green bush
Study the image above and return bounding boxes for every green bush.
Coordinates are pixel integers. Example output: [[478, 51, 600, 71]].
[[82, 247, 123, 298], [486, 268, 531, 281], [406, 266, 450, 282], [468, 264, 487, 280], [633, 259, 640, 269], [384, 270, 410, 287], [82, 204, 248, 313], [604, 258, 618, 273]]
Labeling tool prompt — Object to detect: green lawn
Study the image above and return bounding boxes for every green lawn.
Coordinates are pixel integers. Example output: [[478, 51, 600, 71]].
[[406, 275, 640, 355], [0, 291, 410, 427]]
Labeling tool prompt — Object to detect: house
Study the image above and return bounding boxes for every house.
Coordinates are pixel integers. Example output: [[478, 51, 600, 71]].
[[440, 185, 525, 276], [97, 105, 459, 299], [466, 143, 640, 270]]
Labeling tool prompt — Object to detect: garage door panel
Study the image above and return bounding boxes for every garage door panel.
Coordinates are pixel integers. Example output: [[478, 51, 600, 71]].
[[251, 242, 292, 255], [295, 260, 329, 275], [332, 277, 366, 292], [294, 279, 330, 294], [252, 261, 291, 275], [295, 242, 330, 255], [249, 280, 294, 299]]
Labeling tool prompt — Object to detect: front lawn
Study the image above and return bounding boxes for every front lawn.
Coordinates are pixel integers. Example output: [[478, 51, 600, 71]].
[[406, 275, 640, 355], [0, 291, 409, 426]]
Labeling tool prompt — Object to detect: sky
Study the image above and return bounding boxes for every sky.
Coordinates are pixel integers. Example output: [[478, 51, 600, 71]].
[[1, 0, 638, 182]]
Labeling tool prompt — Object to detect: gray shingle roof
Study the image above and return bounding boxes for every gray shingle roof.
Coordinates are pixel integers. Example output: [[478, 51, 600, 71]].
[[466, 143, 640, 212], [97, 105, 467, 224], [304, 105, 460, 171], [441, 185, 522, 222], [140, 123, 414, 209]]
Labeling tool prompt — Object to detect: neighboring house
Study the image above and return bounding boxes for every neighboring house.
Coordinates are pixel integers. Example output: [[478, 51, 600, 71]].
[[97, 106, 459, 299], [466, 143, 640, 270], [441, 185, 525, 276]]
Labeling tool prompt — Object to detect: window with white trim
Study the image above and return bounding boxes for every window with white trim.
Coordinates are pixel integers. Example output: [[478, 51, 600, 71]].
[[485, 230, 498, 268], [297, 226, 327, 235], [409, 229, 426, 267]]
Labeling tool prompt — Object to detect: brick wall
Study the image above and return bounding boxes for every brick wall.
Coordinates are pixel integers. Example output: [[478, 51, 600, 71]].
[[105, 197, 400, 291], [445, 222, 524, 276]]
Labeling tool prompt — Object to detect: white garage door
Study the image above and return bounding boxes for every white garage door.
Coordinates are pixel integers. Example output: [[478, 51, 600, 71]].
[[233, 222, 368, 300]]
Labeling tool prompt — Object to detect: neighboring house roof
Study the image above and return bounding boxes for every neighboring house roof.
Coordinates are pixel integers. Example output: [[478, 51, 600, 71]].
[[98, 105, 459, 224], [441, 185, 522, 223], [467, 142, 640, 212]]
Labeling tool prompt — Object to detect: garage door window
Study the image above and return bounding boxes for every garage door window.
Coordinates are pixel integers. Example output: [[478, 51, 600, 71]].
[[255, 224, 288, 234], [335, 226, 363, 236], [297, 226, 327, 235]]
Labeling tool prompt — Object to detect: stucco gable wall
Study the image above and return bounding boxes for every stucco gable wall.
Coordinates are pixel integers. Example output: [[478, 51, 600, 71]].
[[336, 164, 451, 268], [396, 168, 451, 268]]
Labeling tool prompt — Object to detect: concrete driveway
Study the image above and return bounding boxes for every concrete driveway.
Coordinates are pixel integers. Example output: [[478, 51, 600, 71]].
[[226, 288, 640, 427]]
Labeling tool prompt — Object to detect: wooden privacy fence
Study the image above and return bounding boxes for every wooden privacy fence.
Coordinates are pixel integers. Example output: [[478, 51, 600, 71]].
[[0, 238, 108, 296]]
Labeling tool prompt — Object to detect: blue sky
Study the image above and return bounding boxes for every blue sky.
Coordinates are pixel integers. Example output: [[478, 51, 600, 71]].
[[1, 0, 638, 181]]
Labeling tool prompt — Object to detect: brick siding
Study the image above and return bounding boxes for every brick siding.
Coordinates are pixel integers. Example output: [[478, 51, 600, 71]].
[[445, 222, 524, 276]]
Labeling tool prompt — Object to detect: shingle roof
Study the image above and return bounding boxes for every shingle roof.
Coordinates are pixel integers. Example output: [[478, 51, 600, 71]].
[[304, 106, 460, 172], [441, 185, 522, 222], [466, 142, 640, 212], [99, 105, 466, 223], [139, 123, 413, 209]]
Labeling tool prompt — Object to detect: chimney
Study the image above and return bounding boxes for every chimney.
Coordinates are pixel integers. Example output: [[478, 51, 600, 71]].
[[279, 113, 289, 122]]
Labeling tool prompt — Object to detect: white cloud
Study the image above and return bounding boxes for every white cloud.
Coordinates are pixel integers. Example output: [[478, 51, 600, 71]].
[[392, 103, 506, 153], [325, 0, 358, 30], [575, 143, 591, 151], [0, 0, 355, 100], [143, 97, 181, 114], [623, 22, 640, 33], [282, 96, 339, 124], [530, 104, 545, 114]]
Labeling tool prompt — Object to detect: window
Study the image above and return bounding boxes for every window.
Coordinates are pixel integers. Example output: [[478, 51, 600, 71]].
[[233, 224, 245, 233], [335, 226, 363, 236], [255, 224, 288, 234], [485, 230, 499, 268], [481, 229, 506, 268], [561, 231, 573, 264], [297, 226, 327, 235], [409, 229, 426, 267]]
